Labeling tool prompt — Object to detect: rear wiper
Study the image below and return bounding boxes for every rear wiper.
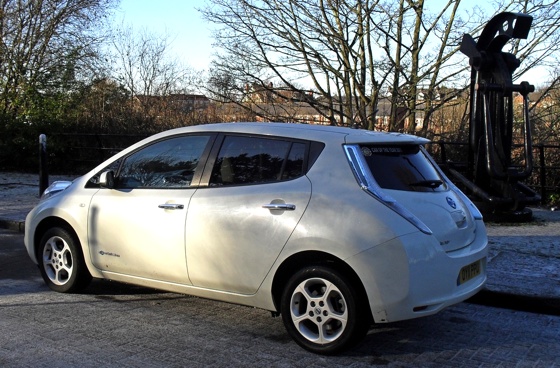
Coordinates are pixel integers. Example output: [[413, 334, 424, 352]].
[[409, 180, 443, 189]]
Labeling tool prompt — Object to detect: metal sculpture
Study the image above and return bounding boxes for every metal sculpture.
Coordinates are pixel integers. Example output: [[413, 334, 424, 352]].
[[450, 12, 541, 221]]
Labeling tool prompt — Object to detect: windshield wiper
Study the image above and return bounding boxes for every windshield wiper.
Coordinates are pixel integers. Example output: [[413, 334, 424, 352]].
[[409, 180, 443, 189]]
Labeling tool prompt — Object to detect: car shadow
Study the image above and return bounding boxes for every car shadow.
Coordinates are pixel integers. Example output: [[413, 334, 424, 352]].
[[82, 278, 161, 296]]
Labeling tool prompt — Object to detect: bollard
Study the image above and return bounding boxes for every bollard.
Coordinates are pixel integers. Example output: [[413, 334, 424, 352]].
[[39, 134, 48, 196]]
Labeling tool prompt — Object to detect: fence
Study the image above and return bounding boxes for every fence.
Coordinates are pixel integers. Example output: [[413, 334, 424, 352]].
[[426, 141, 560, 202], [39, 133, 560, 202], [44, 133, 149, 174]]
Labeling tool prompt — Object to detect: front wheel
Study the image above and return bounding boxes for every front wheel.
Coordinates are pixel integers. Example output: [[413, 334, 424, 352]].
[[37, 227, 92, 293], [280, 266, 370, 354]]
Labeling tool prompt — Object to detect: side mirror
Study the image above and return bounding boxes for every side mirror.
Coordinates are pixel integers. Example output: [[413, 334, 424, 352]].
[[99, 170, 115, 189]]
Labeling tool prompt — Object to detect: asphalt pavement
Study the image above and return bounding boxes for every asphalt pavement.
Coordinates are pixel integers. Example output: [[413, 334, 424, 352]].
[[1, 171, 559, 314]]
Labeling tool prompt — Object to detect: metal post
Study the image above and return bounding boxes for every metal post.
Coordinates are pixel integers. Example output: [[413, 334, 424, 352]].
[[39, 134, 48, 196], [438, 141, 447, 164], [539, 145, 546, 202]]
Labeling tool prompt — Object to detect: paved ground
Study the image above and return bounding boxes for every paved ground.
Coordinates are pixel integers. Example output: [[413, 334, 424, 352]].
[[0, 171, 74, 232], [1, 171, 560, 311], [1, 228, 560, 367], [1, 171, 560, 366]]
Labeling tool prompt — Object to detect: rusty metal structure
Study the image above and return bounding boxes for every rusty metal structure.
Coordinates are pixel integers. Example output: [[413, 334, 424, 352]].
[[448, 12, 541, 221]]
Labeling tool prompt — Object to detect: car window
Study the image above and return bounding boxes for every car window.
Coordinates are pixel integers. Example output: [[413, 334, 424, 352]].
[[116, 135, 211, 189], [282, 142, 306, 180], [360, 144, 446, 192], [209, 136, 306, 186]]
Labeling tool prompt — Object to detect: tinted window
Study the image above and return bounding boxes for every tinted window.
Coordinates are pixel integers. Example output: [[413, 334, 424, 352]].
[[117, 135, 210, 189], [361, 145, 446, 192], [210, 136, 305, 186], [282, 142, 306, 180]]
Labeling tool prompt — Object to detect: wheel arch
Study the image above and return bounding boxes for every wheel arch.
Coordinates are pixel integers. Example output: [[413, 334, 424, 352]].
[[33, 217, 78, 261], [34, 216, 94, 292], [271, 250, 372, 322]]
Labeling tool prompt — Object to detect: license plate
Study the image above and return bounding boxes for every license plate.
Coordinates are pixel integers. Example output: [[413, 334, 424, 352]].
[[457, 260, 481, 285]]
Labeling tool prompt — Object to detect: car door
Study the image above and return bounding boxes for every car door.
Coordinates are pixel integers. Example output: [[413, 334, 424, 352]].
[[88, 134, 213, 284], [186, 135, 312, 294]]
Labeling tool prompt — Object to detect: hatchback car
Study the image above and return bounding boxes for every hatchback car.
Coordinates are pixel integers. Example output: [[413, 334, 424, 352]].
[[25, 122, 487, 354]]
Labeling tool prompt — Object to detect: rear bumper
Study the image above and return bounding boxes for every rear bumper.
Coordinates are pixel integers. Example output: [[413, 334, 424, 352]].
[[346, 221, 488, 323]]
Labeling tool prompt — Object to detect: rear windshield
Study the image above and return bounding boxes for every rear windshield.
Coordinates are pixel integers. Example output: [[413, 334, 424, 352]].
[[360, 145, 446, 192]]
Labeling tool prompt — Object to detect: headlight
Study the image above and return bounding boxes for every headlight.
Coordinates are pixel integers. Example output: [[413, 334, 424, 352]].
[[41, 181, 72, 200]]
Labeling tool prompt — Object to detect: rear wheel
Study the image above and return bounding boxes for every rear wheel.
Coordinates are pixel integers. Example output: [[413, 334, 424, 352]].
[[280, 266, 370, 354], [38, 227, 92, 293]]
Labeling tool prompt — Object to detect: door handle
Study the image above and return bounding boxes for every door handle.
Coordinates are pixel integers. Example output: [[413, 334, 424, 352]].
[[158, 203, 185, 210], [262, 203, 296, 211]]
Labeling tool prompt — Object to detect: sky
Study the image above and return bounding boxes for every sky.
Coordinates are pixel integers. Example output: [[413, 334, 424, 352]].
[[113, 0, 546, 84], [114, 0, 213, 70]]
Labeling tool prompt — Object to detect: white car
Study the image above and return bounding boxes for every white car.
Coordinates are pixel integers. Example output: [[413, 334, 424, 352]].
[[24, 122, 487, 354]]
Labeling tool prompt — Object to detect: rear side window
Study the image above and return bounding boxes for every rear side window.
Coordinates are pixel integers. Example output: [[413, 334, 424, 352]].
[[210, 135, 306, 186], [361, 145, 446, 192]]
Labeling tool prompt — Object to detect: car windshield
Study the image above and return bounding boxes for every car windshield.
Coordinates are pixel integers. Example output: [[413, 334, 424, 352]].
[[360, 144, 446, 192]]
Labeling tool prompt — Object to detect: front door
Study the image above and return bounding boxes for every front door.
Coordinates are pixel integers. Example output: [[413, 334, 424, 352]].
[[88, 188, 192, 283], [87, 134, 212, 284]]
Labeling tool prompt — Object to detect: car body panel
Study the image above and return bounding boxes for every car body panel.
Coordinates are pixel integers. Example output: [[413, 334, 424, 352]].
[[345, 222, 487, 323], [185, 177, 312, 294], [386, 189, 477, 252], [24, 122, 488, 325], [88, 188, 194, 284], [24, 180, 88, 263]]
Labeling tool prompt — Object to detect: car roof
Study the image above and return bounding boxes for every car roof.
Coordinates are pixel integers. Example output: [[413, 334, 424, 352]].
[[157, 122, 430, 145]]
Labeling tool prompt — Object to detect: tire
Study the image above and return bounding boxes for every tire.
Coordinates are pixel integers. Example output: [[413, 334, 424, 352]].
[[280, 265, 370, 354], [37, 227, 92, 293]]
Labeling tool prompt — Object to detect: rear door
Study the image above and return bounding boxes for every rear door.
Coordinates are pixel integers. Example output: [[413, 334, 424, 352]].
[[186, 134, 312, 294]]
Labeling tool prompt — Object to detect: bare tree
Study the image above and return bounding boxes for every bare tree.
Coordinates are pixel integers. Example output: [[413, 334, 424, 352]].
[[206, 68, 243, 103], [358, 0, 560, 134], [200, 0, 389, 127], [111, 25, 195, 98], [109, 24, 203, 129], [74, 78, 132, 132], [200, 0, 474, 129], [375, 0, 480, 134], [0, 0, 116, 121], [200, 0, 560, 134]]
